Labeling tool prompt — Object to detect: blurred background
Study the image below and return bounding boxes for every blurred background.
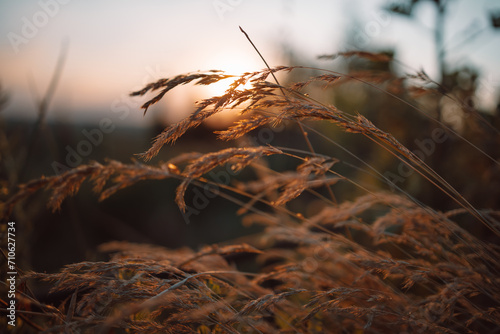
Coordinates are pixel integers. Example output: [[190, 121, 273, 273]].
[[1, 0, 500, 272]]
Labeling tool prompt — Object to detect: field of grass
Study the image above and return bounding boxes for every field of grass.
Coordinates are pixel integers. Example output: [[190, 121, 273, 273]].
[[1, 43, 500, 333]]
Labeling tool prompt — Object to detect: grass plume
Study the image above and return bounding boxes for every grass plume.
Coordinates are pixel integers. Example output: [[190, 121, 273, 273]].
[[2, 48, 500, 333]]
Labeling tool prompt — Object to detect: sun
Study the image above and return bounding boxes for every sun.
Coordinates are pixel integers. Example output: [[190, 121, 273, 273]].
[[202, 74, 252, 128], [205, 77, 238, 97], [202, 54, 261, 97], [196, 55, 263, 128], [155, 54, 265, 127]]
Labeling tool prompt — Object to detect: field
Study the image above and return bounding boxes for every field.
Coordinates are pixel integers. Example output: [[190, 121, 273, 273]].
[[2, 7, 500, 333]]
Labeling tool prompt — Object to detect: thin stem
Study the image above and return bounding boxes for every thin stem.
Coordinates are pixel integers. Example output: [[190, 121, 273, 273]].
[[18, 39, 69, 184], [296, 65, 499, 167], [239, 26, 335, 202]]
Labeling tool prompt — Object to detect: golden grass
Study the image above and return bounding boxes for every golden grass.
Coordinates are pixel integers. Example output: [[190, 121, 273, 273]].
[[2, 51, 500, 333]]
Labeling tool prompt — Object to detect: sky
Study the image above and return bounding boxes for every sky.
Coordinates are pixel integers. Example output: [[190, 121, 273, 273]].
[[1, 0, 499, 126]]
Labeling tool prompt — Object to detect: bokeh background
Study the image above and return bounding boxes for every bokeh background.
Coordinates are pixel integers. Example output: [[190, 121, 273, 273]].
[[1, 0, 500, 272]]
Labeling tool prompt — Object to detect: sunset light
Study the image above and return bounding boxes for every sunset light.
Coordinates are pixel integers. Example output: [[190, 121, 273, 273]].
[[2, 1, 500, 332], [203, 59, 260, 98]]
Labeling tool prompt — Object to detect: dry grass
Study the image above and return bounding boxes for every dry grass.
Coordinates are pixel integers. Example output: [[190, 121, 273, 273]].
[[2, 51, 500, 333]]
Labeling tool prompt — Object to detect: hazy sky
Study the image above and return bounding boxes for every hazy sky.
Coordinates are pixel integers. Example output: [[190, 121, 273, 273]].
[[1, 0, 499, 125]]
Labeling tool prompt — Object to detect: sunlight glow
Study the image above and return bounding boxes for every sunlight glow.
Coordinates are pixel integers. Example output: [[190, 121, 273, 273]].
[[203, 56, 261, 97], [202, 74, 251, 128], [199, 55, 266, 128]]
